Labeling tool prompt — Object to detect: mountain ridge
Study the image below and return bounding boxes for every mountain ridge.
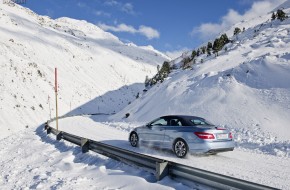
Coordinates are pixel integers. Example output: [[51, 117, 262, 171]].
[[0, 2, 169, 139]]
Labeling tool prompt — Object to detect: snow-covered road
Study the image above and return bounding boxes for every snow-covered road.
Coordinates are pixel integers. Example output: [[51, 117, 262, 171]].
[[0, 125, 192, 190], [48, 115, 290, 189]]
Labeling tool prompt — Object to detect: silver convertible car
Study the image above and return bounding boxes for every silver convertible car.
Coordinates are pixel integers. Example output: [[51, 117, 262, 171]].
[[129, 115, 234, 158]]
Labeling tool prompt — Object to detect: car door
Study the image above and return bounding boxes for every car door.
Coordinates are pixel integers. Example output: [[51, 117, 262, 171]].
[[163, 117, 184, 149], [140, 118, 167, 147]]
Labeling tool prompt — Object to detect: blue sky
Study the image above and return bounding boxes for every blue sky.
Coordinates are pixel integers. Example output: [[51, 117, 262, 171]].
[[22, 0, 284, 58]]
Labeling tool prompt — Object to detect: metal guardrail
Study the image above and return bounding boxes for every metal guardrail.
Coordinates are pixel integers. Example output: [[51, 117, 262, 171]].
[[45, 120, 278, 190]]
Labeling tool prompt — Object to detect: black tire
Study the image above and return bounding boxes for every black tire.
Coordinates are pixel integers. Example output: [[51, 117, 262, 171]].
[[173, 139, 188, 158], [129, 132, 139, 147]]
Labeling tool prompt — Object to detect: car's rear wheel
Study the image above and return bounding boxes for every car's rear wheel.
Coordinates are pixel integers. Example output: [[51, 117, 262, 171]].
[[129, 132, 139, 147], [173, 139, 188, 158]]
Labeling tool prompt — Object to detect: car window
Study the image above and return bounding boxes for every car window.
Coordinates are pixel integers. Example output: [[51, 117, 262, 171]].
[[150, 118, 168, 126], [190, 119, 213, 126], [169, 119, 183, 126]]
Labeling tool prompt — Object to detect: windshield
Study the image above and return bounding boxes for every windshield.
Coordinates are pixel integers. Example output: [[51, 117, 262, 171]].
[[149, 118, 167, 126]]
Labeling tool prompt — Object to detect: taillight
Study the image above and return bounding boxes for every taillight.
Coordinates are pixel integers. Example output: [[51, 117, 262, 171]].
[[216, 127, 226, 130], [229, 132, 233, 139], [194, 132, 215, 139]]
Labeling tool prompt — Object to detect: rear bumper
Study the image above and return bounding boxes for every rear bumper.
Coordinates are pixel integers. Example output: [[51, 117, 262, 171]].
[[206, 147, 234, 154], [188, 140, 235, 153]]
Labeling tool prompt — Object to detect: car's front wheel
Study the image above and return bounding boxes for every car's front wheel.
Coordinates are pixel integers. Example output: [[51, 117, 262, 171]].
[[129, 132, 139, 147], [173, 139, 188, 158]]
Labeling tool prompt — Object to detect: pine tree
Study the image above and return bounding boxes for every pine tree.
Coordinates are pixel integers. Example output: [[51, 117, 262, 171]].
[[277, 9, 287, 21], [191, 50, 197, 59], [182, 57, 191, 69], [271, 12, 276, 20], [234, 27, 241, 35], [220, 33, 229, 45], [182, 57, 191, 64], [207, 42, 212, 49], [196, 49, 200, 56], [206, 48, 211, 56], [213, 38, 222, 52], [207, 42, 212, 56], [201, 46, 206, 54], [212, 38, 220, 57], [160, 61, 170, 77], [148, 61, 172, 86]]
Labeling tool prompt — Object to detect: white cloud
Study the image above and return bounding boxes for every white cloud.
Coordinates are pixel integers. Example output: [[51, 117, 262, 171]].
[[122, 3, 135, 14], [104, 1, 135, 15], [104, 0, 118, 6], [98, 23, 136, 33], [98, 23, 160, 40], [93, 10, 111, 17], [191, 0, 286, 41], [138, 25, 160, 39]]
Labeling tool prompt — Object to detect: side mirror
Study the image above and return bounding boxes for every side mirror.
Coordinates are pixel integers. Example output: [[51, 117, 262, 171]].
[[146, 124, 151, 128]]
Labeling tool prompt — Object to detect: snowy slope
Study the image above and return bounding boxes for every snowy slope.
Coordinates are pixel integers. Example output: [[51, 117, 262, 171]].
[[112, 4, 290, 143], [0, 2, 169, 139], [1, 1, 290, 190]]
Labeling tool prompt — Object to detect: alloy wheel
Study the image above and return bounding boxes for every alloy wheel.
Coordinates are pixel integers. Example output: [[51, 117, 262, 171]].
[[174, 140, 187, 158], [130, 133, 138, 147]]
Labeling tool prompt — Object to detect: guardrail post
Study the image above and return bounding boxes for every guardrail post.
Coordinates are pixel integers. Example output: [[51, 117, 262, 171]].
[[56, 132, 62, 141], [81, 138, 89, 153], [156, 161, 168, 181], [44, 122, 48, 130], [47, 127, 51, 134]]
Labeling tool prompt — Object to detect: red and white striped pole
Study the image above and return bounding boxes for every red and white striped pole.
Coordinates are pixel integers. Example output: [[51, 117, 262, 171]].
[[55, 68, 59, 131]]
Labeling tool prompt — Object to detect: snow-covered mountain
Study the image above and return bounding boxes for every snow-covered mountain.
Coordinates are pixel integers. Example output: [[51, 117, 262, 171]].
[[1, 1, 290, 190], [112, 2, 290, 144], [0, 2, 169, 139]]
